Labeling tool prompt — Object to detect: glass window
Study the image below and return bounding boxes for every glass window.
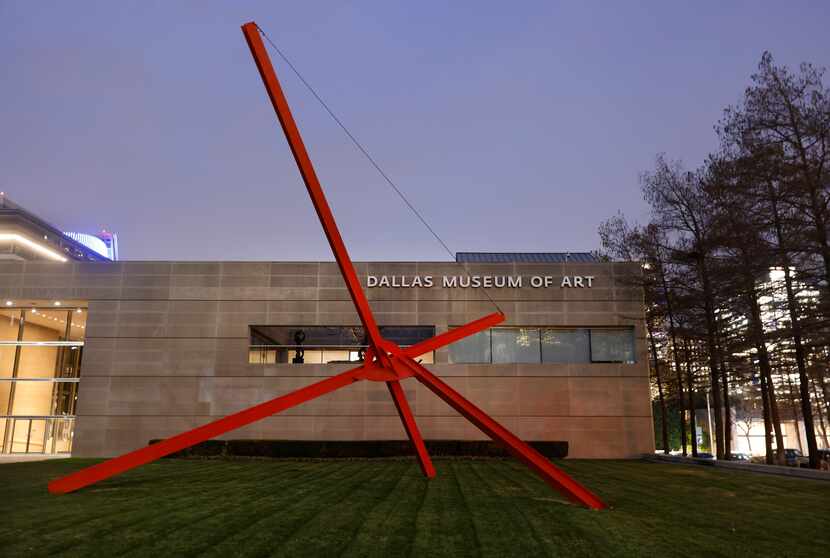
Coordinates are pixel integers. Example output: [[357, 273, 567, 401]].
[[248, 325, 435, 364], [250, 325, 435, 348], [22, 309, 69, 341], [25, 419, 48, 453], [448, 330, 491, 364], [0, 305, 84, 454], [45, 418, 74, 453], [491, 328, 540, 364], [10, 381, 54, 415], [0, 347, 17, 378], [0, 381, 11, 414], [298, 350, 323, 364], [0, 309, 23, 341], [68, 308, 87, 341], [16, 346, 60, 378], [52, 381, 78, 415], [590, 329, 635, 363], [541, 329, 590, 363]]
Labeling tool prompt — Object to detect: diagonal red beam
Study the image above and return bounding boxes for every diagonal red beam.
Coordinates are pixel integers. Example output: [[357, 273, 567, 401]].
[[402, 312, 504, 359], [387, 380, 435, 478], [48, 367, 365, 494], [241, 22, 385, 354], [48, 314, 500, 494], [396, 357, 608, 510]]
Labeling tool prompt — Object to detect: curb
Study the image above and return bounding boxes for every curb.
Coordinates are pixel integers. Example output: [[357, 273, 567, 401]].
[[642, 453, 830, 481]]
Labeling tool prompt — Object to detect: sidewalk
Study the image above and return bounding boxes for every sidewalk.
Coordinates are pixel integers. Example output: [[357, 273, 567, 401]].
[[0, 454, 71, 464], [644, 453, 830, 481]]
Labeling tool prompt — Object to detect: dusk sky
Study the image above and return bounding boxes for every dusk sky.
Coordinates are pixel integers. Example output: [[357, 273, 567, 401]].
[[2, 1, 828, 261]]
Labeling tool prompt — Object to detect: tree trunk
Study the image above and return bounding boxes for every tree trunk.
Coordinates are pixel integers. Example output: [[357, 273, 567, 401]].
[[780, 259, 819, 467], [810, 376, 829, 447], [814, 365, 830, 429], [683, 337, 698, 456], [659, 267, 687, 455], [786, 373, 805, 453], [698, 256, 724, 459], [714, 321, 732, 459], [647, 320, 669, 454], [760, 370, 774, 464], [745, 283, 785, 463], [769, 187, 819, 468]]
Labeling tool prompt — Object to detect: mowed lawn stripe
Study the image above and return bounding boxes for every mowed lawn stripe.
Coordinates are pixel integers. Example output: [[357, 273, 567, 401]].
[[269, 460, 409, 557], [339, 462, 428, 558], [2, 458, 829, 557], [455, 459, 560, 558], [0, 459, 240, 554], [483, 460, 617, 558], [198, 461, 389, 558], [408, 460, 479, 557], [4, 460, 284, 558], [112, 461, 345, 558]]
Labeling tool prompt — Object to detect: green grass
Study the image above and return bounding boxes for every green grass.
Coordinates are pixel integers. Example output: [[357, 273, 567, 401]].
[[1, 458, 828, 557]]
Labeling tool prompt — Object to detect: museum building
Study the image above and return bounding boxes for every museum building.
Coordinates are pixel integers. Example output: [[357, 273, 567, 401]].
[[0, 245, 653, 459]]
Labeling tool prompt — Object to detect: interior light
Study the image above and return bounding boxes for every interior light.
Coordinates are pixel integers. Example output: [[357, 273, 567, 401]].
[[76, 308, 83, 313], [4, 301, 12, 306], [54, 301, 62, 306]]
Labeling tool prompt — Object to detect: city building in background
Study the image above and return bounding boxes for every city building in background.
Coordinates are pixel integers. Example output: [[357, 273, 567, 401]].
[[0, 194, 114, 262], [64, 231, 119, 261]]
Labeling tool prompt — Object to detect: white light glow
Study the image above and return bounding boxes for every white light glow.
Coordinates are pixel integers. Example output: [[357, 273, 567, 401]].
[[4, 301, 12, 306], [0, 233, 68, 262], [53, 301, 61, 306]]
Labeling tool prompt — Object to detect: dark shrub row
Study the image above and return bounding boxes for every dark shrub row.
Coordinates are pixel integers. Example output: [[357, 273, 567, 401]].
[[148, 439, 568, 459]]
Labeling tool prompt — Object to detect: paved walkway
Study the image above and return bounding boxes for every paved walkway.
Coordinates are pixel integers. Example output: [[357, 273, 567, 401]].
[[0, 454, 71, 464], [644, 453, 830, 481]]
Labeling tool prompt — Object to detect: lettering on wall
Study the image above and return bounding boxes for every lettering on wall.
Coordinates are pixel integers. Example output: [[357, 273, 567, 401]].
[[366, 275, 595, 288]]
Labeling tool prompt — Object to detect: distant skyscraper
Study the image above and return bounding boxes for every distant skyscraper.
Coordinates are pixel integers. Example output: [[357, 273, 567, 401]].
[[63, 231, 119, 261], [0, 194, 112, 262]]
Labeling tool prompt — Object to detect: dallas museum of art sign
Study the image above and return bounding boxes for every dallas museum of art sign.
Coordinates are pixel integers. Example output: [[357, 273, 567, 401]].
[[367, 275, 596, 289]]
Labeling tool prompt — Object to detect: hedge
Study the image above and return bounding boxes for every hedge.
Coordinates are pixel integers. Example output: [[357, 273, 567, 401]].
[[148, 439, 568, 459]]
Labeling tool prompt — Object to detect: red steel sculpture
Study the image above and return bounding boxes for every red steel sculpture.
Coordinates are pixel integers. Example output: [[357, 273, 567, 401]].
[[48, 21, 607, 510]]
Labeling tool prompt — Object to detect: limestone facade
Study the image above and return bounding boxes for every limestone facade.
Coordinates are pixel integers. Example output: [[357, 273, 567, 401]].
[[0, 260, 653, 458]]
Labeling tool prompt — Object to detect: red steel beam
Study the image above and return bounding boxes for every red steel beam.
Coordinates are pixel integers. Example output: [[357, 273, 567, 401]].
[[387, 380, 436, 478], [47, 314, 499, 494], [397, 357, 608, 510], [48, 367, 364, 494], [402, 312, 504, 358], [241, 22, 385, 355], [49, 22, 608, 512]]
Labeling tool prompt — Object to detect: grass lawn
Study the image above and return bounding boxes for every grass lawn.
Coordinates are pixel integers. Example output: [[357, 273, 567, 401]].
[[1, 458, 828, 557]]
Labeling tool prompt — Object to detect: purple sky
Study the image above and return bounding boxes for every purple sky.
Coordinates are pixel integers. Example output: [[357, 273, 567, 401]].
[[2, 1, 828, 261]]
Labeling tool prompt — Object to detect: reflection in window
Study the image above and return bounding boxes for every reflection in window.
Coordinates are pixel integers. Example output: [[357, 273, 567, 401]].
[[541, 329, 590, 363], [447, 326, 635, 364], [248, 325, 436, 365], [491, 328, 540, 364], [448, 330, 491, 364], [590, 329, 635, 363]]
